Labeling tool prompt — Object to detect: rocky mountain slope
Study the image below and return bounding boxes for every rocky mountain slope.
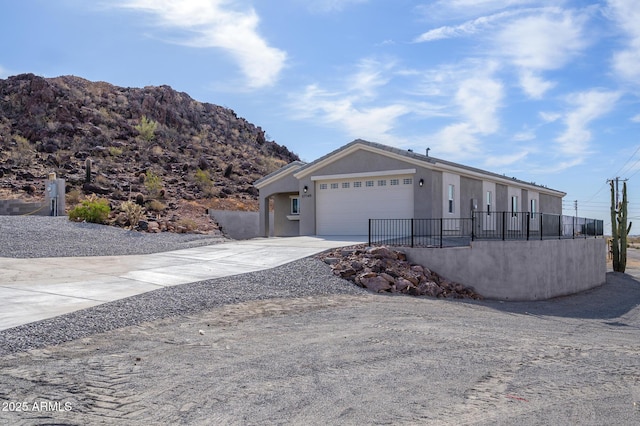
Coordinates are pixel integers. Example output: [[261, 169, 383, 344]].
[[0, 73, 298, 233]]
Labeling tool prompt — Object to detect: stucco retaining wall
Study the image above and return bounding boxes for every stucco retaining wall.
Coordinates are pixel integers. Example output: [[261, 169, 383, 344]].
[[0, 199, 49, 216], [209, 209, 273, 240], [403, 238, 606, 301]]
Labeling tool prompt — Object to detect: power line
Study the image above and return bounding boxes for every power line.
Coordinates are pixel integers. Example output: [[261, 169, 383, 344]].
[[585, 144, 640, 202], [614, 144, 640, 177]]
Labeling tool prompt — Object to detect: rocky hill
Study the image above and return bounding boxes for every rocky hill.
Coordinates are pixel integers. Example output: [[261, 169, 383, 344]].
[[0, 73, 298, 233]]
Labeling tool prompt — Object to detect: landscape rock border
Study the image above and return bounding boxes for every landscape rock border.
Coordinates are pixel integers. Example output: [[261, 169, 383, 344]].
[[318, 245, 483, 299]]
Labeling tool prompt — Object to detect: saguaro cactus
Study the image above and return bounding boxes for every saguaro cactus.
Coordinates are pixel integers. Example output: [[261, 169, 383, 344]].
[[85, 157, 92, 184], [610, 181, 632, 272]]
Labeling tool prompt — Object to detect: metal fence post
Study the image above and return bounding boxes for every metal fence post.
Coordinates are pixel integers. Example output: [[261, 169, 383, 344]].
[[502, 211, 506, 241], [368, 219, 372, 246], [411, 218, 414, 248], [526, 213, 530, 241], [440, 217, 443, 248], [471, 213, 475, 242], [558, 215, 562, 239]]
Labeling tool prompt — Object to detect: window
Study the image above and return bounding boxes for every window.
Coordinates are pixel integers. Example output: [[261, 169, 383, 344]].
[[342, 182, 350, 189], [378, 180, 387, 186], [403, 178, 413, 185], [365, 180, 374, 187], [448, 184, 455, 213], [353, 181, 362, 188], [530, 199, 537, 218], [291, 197, 300, 215], [319, 183, 327, 190], [390, 179, 399, 186], [511, 196, 518, 217], [330, 183, 339, 189], [486, 191, 492, 215]]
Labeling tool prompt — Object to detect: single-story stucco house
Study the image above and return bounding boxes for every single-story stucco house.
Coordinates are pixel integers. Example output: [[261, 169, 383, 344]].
[[254, 139, 566, 237]]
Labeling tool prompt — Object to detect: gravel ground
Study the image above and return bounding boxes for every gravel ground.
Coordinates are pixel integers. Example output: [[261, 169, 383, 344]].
[[0, 216, 226, 258], [1, 216, 640, 425], [0, 257, 367, 356]]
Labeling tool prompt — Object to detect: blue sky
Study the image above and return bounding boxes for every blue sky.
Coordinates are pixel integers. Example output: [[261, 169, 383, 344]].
[[1, 0, 640, 228]]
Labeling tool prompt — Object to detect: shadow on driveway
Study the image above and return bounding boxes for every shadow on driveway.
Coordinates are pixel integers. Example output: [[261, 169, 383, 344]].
[[467, 272, 640, 321]]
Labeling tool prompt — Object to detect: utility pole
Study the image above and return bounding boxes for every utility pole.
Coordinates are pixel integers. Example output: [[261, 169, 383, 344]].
[[574, 200, 578, 217], [607, 177, 628, 207]]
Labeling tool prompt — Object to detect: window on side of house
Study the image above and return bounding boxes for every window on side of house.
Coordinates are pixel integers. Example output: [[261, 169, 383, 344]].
[[342, 182, 350, 189], [330, 183, 339, 189], [448, 184, 455, 213], [390, 179, 399, 186], [291, 197, 300, 215], [511, 195, 518, 217], [353, 181, 362, 188], [530, 199, 537, 218], [319, 183, 327, 190], [403, 178, 413, 185], [378, 179, 387, 186], [486, 191, 492, 215], [365, 180, 374, 187]]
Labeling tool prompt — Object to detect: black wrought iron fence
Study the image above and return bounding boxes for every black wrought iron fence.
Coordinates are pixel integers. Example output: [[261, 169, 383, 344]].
[[368, 218, 473, 248], [369, 212, 604, 248]]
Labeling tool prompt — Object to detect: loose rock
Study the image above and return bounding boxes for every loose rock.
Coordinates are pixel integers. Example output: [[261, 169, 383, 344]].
[[319, 245, 482, 300]]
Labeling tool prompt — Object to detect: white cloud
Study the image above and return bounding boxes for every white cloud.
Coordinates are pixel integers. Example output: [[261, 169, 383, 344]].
[[539, 111, 561, 123], [423, 74, 504, 161], [414, 7, 587, 99], [494, 9, 588, 71], [306, 0, 368, 13], [613, 50, 640, 83], [116, 0, 286, 89], [606, 0, 640, 82], [455, 76, 504, 134], [607, 0, 640, 82], [290, 83, 409, 144], [0, 65, 8, 79], [414, 9, 523, 43], [426, 123, 481, 159], [484, 150, 529, 168], [519, 70, 556, 99], [555, 89, 621, 156], [512, 130, 535, 141], [417, 0, 540, 21], [348, 58, 394, 99], [632, 113, 640, 123]]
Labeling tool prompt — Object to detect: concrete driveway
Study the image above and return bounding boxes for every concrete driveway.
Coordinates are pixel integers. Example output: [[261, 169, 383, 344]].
[[0, 236, 365, 331]]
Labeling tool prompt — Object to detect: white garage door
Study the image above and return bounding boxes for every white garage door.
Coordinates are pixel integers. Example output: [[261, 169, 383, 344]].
[[315, 175, 414, 235]]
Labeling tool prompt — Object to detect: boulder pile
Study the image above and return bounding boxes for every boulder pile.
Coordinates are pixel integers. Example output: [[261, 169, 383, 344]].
[[319, 245, 482, 299]]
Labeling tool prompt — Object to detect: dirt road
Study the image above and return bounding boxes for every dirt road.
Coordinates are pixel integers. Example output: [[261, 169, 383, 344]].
[[2, 255, 640, 425]]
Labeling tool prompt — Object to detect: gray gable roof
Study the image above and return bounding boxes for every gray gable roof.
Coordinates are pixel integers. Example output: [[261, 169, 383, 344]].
[[295, 139, 564, 195]]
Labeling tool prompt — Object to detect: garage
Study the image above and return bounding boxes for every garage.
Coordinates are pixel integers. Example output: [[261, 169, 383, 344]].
[[315, 174, 414, 235]]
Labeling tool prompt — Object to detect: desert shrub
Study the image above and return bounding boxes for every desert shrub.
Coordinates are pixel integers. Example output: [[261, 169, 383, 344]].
[[194, 168, 210, 185], [135, 115, 157, 142], [223, 164, 233, 178], [11, 135, 34, 166], [121, 200, 144, 229], [95, 174, 110, 186], [135, 193, 145, 206], [144, 170, 162, 197], [108, 146, 123, 156], [176, 218, 198, 233], [146, 199, 165, 212], [194, 168, 218, 197], [68, 195, 110, 224], [66, 188, 83, 206]]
